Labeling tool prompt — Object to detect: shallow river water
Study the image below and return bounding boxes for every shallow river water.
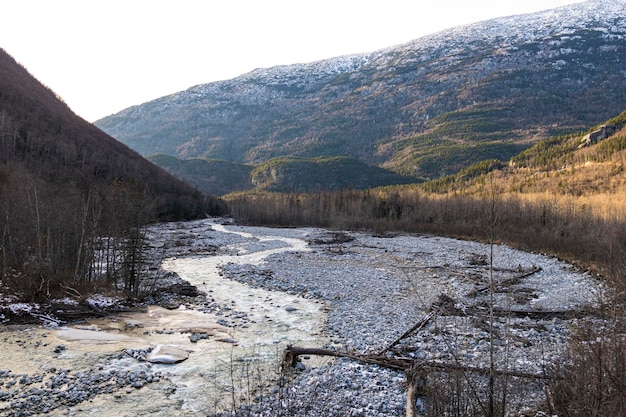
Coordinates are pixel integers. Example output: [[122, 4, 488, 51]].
[[0, 222, 328, 416]]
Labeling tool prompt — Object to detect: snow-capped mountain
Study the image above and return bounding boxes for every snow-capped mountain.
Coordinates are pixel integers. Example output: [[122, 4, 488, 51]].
[[96, 0, 626, 179]]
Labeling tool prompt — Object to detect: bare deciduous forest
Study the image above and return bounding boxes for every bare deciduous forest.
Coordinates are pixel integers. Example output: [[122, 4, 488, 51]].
[[0, 49, 226, 301]]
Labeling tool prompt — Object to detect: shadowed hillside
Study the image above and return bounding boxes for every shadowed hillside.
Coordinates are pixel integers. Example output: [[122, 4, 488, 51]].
[[0, 48, 226, 300], [148, 154, 420, 195], [147, 154, 254, 196]]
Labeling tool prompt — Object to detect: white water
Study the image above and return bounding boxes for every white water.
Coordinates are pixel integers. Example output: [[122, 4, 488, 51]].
[[2, 221, 328, 416]]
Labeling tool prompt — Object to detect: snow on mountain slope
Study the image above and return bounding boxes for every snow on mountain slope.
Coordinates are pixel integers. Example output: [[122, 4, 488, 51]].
[[95, 0, 626, 181]]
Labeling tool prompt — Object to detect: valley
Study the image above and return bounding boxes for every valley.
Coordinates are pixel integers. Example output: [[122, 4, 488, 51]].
[[0, 219, 607, 416], [1, 1, 626, 416]]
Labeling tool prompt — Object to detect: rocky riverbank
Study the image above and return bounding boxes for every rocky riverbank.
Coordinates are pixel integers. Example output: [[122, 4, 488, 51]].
[[0, 356, 168, 416], [207, 224, 606, 416], [0, 219, 607, 416]]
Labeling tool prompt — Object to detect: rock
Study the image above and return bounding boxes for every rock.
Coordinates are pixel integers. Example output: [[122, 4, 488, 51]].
[[148, 345, 189, 364], [216, 337, 238, 344], [284, 306, 298, 312], [189, 332, 209, 343]]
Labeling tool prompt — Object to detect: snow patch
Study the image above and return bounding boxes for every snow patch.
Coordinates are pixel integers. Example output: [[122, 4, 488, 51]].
[[8, 303, 39, 314], [85, 294, 121, 309]]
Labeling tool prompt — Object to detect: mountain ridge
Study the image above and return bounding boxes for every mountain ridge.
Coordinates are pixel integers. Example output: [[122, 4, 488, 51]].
[[96, 0, 626, 182]]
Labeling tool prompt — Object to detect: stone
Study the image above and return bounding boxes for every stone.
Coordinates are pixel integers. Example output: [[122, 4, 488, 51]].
[[148, 345, 189, 364], [216, 337, 238, 344], [189, 332, 209, 343]]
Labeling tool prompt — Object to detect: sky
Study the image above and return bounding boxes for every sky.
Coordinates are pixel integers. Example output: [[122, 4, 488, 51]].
[[1, 0, 584, 122]]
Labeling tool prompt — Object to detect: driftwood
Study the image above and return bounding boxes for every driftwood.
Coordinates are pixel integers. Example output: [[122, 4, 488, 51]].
[[283, 346, 408, 371], [283, 299, 564, 417], [283, 345, 560, 417], [513, 266, 543, 279], [378, 311, 435, 356], [468, 266, 543, 296], [397, 265, 541, 274], [283, 346, 560, 380]]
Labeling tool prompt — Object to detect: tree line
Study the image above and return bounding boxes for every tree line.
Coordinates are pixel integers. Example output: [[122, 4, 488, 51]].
[[226, 186, 626, 294]]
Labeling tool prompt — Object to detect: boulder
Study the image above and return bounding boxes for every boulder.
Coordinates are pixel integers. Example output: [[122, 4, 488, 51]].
[[148, 345, 189, 364]]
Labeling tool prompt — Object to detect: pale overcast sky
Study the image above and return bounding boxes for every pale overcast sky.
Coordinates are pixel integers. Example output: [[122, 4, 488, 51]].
[[1, 0, 583, 122]]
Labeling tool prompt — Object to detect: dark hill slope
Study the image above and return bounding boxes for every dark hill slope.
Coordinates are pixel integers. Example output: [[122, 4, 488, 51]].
[[148, 154, 419, 195], [0, 48, 225, 300], [96, 0, 626, 180], [0, 48, 222, 220], [148, 154, 254, 196], [250, 156, 419, 192]]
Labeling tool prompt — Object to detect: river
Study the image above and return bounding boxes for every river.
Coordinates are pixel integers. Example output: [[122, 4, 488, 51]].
[[0, 218, 607, 416], [0, 220, 328, 416]]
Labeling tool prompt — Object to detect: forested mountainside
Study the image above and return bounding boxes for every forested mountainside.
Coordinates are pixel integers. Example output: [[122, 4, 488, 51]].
[[0, 48, 225, 300], [148, 154, 419, 195], [97, 0, 626, 181]]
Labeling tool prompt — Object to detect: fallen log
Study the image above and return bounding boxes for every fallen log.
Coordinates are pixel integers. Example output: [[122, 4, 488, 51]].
[[467, 266, 543, 296], [397, 265, 540, 274], [282, 346, 561, 380], [378, 311, 435, 356], [283, 345, 561, 417], [514, 266, 543, 279], [283, 346, 407, 371]]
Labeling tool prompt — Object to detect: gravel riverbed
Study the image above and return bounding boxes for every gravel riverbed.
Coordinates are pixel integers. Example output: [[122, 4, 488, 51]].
[[0, 219, 607, 416], [202, 222, 606, 416]]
